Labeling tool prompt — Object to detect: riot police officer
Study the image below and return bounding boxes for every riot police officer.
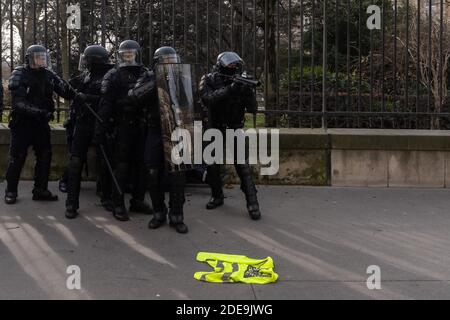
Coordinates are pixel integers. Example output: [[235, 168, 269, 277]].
[[65, 45, 114, 219], [199, 52, 261, 220], [59, 72, 85, 194], [143, 46, 189, 234], [95, 40, 151, 221], [4, 44, 82, 204]]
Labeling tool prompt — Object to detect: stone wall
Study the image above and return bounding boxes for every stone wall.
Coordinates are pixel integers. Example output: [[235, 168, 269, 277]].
[[1, 125, 450, 187]]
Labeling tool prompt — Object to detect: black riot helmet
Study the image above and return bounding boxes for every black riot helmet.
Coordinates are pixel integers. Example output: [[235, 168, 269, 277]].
[[117, 40, 143, 68], [79, 45, 111, 71], [216, 51, 243, 76], [25, 44, 51, 70], [153, 46, 181, 67]]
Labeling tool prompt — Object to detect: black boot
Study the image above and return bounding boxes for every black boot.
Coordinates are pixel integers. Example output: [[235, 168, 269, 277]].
[[206, 195, 224, 210], [101, 199, 114, 212], [65, 204, 79, 219], [113, 206, 129, 221], [148, 206, 167, 229], [4, 191, 17, 205], [246, 196, 261, 221], [169, 211, 188, 234], [32, 189, 58, 201], [129, 198, 153, 214]]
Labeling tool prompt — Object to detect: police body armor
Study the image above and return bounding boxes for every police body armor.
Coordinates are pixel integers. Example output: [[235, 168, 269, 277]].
[[9, 66, 56, 124], [117, 67, 149, 121]]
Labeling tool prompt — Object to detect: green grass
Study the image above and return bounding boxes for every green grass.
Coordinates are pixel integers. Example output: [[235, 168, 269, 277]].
[[244, 113, 266, 128]]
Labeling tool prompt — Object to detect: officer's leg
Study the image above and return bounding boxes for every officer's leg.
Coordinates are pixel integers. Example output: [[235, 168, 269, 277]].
[[129, 125, 152, 214], [205, 163, 224, 209], [97, 144, 113, 212], [168, 171, 188, 234], [5, 127, 29, 204], [145, 130, 167, 229], [59, 122, 74, 193], [235, 163, 261, 220], [65, 125, 90, 218], [59, 168, 69, 193], [111, 123, 130, 221], [147, 167, 167, 229], [32, 126, 58, 201]]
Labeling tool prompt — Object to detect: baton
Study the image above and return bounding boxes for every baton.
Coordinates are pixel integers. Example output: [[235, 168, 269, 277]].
[[99, 144, 123, 197]]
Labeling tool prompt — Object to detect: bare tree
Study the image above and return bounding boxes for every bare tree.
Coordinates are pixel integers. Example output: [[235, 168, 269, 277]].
[[400, 6, 450, 128]]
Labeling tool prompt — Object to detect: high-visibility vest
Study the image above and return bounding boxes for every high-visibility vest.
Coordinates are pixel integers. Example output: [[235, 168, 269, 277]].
[[194, 252, 279, 284]]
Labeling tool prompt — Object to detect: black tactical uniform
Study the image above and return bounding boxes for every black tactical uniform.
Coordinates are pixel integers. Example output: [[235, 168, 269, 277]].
[[142, 46, 188, 234], [199, 52, 261, 220], [95, 40, 151, 221], [59, 72, 84, 193], [65, 45, 114, 219], [4, 45, 80, 205]]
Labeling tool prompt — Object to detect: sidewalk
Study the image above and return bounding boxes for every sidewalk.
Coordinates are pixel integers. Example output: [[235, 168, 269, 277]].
[[0, 181, 450, 299]]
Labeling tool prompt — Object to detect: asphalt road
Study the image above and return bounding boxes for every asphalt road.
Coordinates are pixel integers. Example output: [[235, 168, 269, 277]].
[[1, 181, 450, 300]]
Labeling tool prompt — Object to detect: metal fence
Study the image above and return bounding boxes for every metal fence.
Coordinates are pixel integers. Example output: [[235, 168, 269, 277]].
[[0, 0, 449, 129]]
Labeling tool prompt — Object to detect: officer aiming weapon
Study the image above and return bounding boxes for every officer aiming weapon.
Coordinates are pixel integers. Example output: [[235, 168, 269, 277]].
[[220, 73, 262, 88]]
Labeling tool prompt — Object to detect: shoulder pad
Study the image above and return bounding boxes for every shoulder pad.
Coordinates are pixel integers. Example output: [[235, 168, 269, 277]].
[[8, 66, 26, 90], [199, 73, 213, 89], [101, 68, 119, 94]]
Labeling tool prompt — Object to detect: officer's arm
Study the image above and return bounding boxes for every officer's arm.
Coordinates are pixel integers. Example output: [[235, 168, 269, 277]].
[[93, 70, 118, 144], [97, 70, 119, 124], [50, 71, 78, 100], [9, 68, 47, 119], [128, 71, 156, 105], [199, 75, 231, 106]]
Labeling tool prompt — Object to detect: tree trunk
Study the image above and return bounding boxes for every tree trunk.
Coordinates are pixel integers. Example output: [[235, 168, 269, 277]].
[[265, 0, 277, 127]]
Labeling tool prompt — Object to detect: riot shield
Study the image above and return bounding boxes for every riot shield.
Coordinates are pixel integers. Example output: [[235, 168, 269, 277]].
[[156, 63, 196, 172]]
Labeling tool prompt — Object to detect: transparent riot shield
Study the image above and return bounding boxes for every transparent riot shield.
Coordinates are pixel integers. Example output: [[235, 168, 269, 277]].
[[156, 63, 196, 172]]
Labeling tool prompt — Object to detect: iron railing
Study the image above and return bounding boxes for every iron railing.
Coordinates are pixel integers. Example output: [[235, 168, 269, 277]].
[[0, 0, 449, 129]]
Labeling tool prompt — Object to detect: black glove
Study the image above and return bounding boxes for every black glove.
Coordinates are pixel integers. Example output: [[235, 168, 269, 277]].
[[74, 92, 88, 105]]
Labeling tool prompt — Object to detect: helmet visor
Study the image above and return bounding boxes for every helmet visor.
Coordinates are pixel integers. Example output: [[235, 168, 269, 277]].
[[218, 52, 243, 68], [157, 53, 181, 64], [28, 52, 51, 70], [118, 49, 141, 67], [79, 53, 110, 71]]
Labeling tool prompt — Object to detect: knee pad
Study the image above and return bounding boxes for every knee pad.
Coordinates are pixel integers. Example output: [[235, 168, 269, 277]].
[[147, 168, 161, 190]]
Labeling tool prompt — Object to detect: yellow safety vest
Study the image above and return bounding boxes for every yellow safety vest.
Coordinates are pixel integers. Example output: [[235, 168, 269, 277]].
[[194, 252, 279, 284]]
